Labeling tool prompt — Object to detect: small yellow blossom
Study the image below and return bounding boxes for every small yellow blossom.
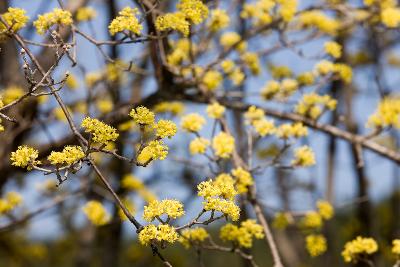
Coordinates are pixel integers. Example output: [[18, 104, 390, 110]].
[[1, 85, 24, 105], [181, 113, 206, 132], [299, 11, 339, 35], [212, 132, 235, 158], [65, 74, 79, 90], [206, 102, 225, 119], [81, 117, 119, 145], [292, 146, 316, 167], [177, 0, 209, 24], [272, 212, 293, 230], [154, 119, 177, 139], [278, 0, 298, 22], [129, 106, 155, 126], [301, 211, 322, 229], [47, 146, 85, 166], [208, 9, 230, 31], [220, 219, 264, 248], [295, 93, 337, 119], [179, 228, 209, 248], [381, 8, 400, 28], [276, 122, 308, 139], [121, 174, 144, 190], [76, 7, 97, 22], [242, 52, 261, 75], [96, 99, 113, 114], [34, 8, 73, 35], [324, 41, 342, 58], [11, 146, 40, 169], [220, 32, 247, 52], [109, 7, 142, 36], [189, 137, 210, 154], [392, 239, 400, 255], [154, 101, 185, 115], [1, 7, 29, 32], [231, 167, 254, 193], [253, 119, 275, 137], [143, 199, 185, 222], [342, 236, 378, 263], [306, 234, 327, 257], [261, 80, 280, 100], [317, 200, 334, 220], [202, 70, 222, 91], [82, 200, 111, 226], [139, 224, 179, 246], [156, 12, 190, 36], [0, 191, 23, 214], [137, 140, 168, 165], [297, 72, 315, 85], [367, 97, 400, 129], [244, 105, 265, 124]]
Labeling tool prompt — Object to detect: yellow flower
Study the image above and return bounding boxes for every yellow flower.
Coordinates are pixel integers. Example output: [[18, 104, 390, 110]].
[[154, 119, 177, 139], [317, 200, 334, 220], [96, 99, 113, 114], [252, 119, 275, 137], [324, 41, 342, 58], [0, 191, 23, 214], [292, 146, 316, 167], [121, 174, 144, 190], [367, 97, 400, 129], [276, 122, 308, 139], [129, 106, 155, 126], [231, 167, 254, 193], [139, 224, 179, 246], [392, 239, 400, 255], [155, 12, 190, 36], [212, 132, 235, 158], [137, 140, 168, 165], [277, 0, 298, 22], [177, 0, 209, 24], [272, 212, 293, 230], [1, 7, 29, 32], [179, 228, 209, 248], [206, 102, 225, 119], [76, 7, 97, 22], [306, 234, 327, 257], [220, 219, 264, 248], [189, 137, 210, 154], [297, 72, 315, 85], [244, 105, 265, 124], [109, 7, 142, 35], [208, 9, 230, 31], [381, 7, 400, 28], [81, 117, 119, 145], [65, 74, 79, 90], [299, 10, 339, 35], [143, 199, 185, 222], [241, 52, 261, 75], [241, 0, 274, 26], [202, 70, 222, 91], [11, 146, 40, 170], [82, 200, 111, 226], [333, 63, 353, 84], [220, 32, 247, 52], [342, 236, 378, 263], [154, 101, 185, 115], [1, 85, 24, 105], [261, 80, 280, 100], [181, 113, 206, 132], [34, 8, 73, 35], [301, 211, 322, 229], [295, 93, 337, 119], [47, 146, 85, 166]]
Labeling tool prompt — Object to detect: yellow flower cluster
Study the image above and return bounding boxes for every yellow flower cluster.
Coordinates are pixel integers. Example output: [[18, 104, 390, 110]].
[[231, 167, 254, 193], [276, 122, 308, 139], [189, 137, 210, 154], [324, 41, 342, 58], [81, 117, 119, 145], [155, 119, 177, 139], [34, 8, 73, 35], [138, 224, 179, 246], [10, 145, 40, 170], [381, 7, 400, 28], [392, 239, 400, 255], [277, 0, 298, 22], [206, 102, 225, 119], [292, 146, 315, 167], [181, 113, 206, 132], [367, 97, 400, 129], [297, 72, 315, 85], [82, 200, 111, 226], [272, 212, 293, 230], [96, 99, 113, 114], [65, 74, 79, 90], [105, 60, 127, 83], [241, 0, 274, 26], [221, 60, 245, 86], [242, 52, 261, 75], [154, 101, 185, 115], [76, 7, 97, 22], [47, 146, 85, 166], [261, 79, 299, 100], [108, 7, 142, 36], [295, 93, 337, 119], [212, 132, 235, 158], [317, 200, 334, 220], [0, 191, 23, 215], [202, 70, 223, 91], [1, 85, 24, 105], [143, 199, 184, 222], [245, 106, 276, 137], [208, 9, 230, 32], [299, 11, 339, 35], [301, 211, 322, 229], [314, 60, 353, 84], [155, 0, 208, 36], [179, 227, 209, 248], [220, 219, 264, 248], [306, 234, 327, 257], [342, 236, 378, 263], [167, 39, 191, 66], [137, 140, 168, 165], [1, 7, 29, 33], [220, 31, 247, 52], [197, 174, 240, 220], [244, 105, 265, 123], [121, 174, 157, 203]]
